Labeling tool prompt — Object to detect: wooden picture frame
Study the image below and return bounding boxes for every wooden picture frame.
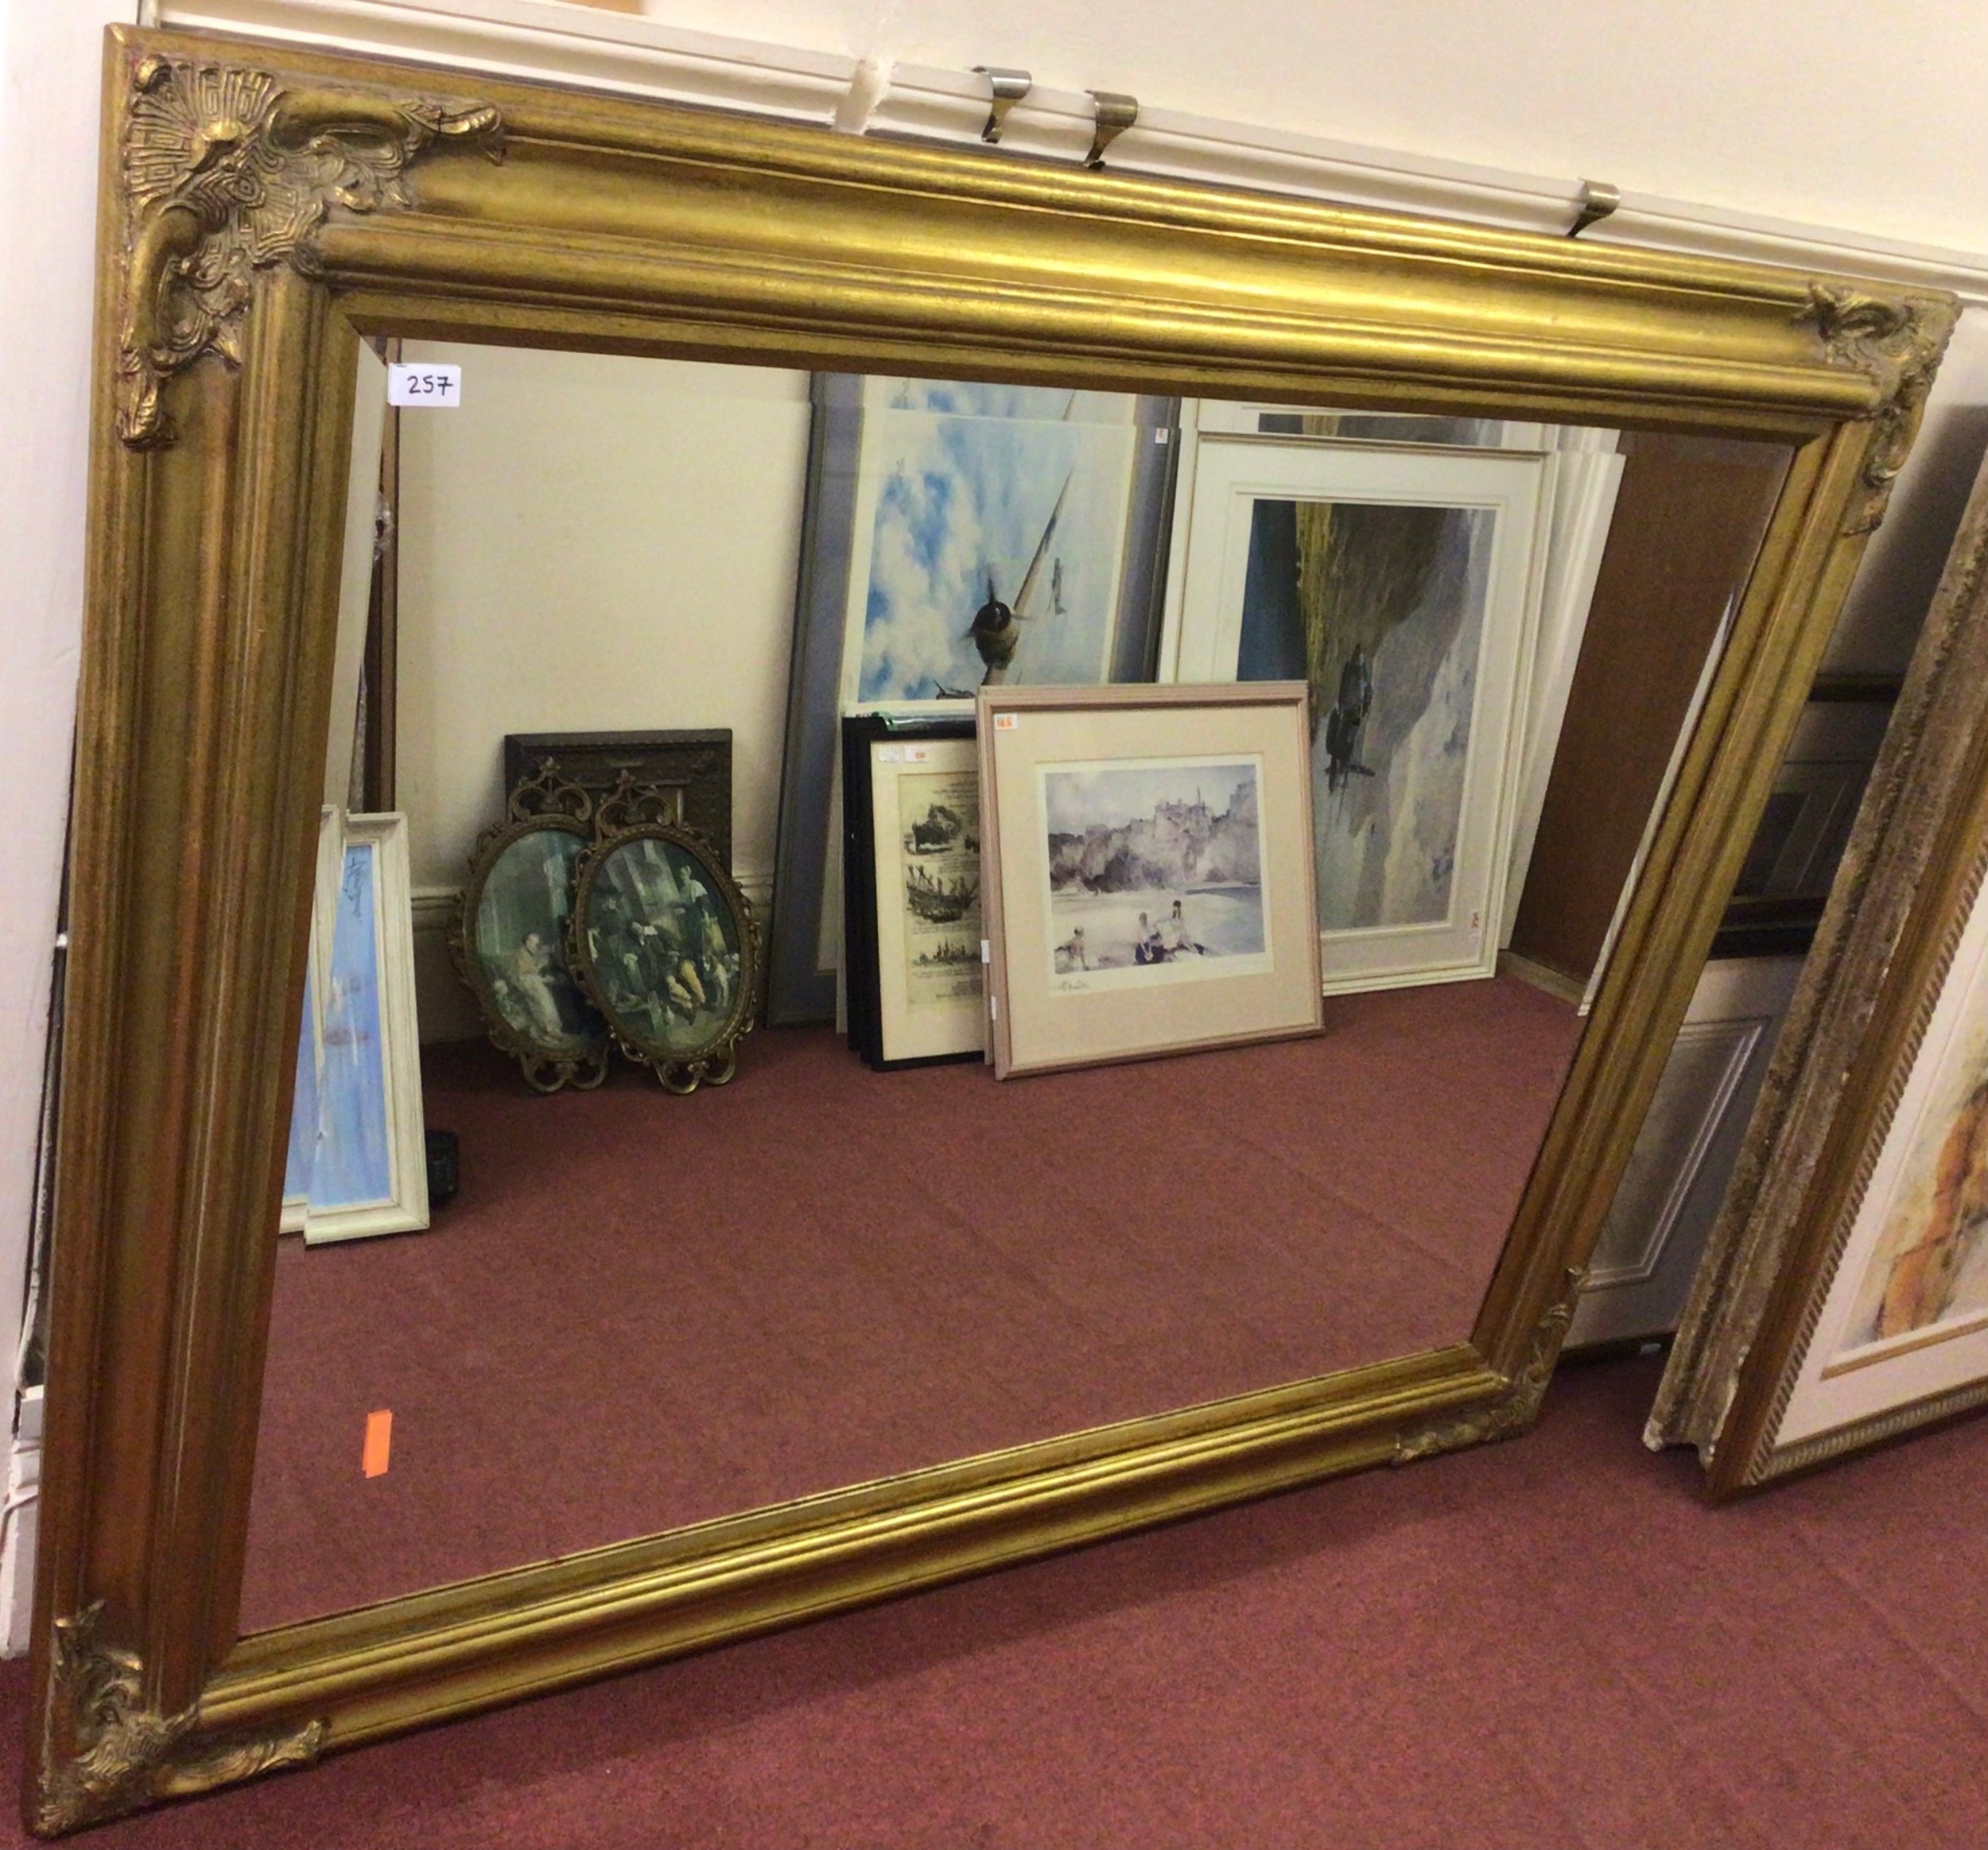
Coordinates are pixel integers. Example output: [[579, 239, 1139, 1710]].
[[841, 713, 985, 1070], [29, 21, 1955, 1833], [979, 682, 1322, 1077], [1652, 453, 1988, 1489]]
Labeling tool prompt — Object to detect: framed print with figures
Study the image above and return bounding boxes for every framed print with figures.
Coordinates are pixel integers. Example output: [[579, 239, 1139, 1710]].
[[978, 682, 1321, 1079]]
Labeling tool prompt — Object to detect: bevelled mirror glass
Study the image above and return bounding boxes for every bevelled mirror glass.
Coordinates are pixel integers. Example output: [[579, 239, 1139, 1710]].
[[25, 22, 1952, 1835]]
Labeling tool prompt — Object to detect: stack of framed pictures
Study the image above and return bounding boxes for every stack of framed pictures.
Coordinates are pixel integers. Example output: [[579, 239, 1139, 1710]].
[[282, 807, 431, 1245], [453, 766, 760, 1096], [768, 376, 1181, 1025]]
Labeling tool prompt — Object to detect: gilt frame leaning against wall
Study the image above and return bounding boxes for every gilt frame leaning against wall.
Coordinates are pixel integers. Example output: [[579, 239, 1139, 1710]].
[[1651, 453, 1988, 1492], [29, 21, 1954, 1833]]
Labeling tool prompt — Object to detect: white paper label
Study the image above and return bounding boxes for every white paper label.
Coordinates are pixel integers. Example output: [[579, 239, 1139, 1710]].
[[904, 744, 932, 762], [980, 939, 991, 963], [993, 712, 1019, 731], [387, 363, 463, 407], [877, 745, 903, 762]]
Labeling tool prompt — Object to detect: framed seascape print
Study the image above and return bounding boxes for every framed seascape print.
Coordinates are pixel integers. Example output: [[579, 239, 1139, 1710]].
[[452, 766, 612, 1092], [303, 813, 430, 1246], [841, 714, 983, 1069], [1651, 454, 1988, 1491], [766, 375, 1179, 1025], [979, 683, 1321, 1079], [1162, 438, 1553, 996], [570, 786, 759, 1093]]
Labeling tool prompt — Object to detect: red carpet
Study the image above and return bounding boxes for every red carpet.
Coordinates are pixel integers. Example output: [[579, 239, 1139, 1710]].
[[10, 1353, 1988, 1847], [244, 979, 1582, 1630]]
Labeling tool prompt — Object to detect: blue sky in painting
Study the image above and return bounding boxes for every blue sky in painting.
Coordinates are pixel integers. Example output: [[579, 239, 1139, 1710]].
[[856, 389, 1140, 702], [282, 958, 317, 1204], [313, 844, 392, 1209]]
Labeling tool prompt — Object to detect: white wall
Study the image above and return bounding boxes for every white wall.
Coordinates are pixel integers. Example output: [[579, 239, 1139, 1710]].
[[391, 342, 810, 1037], [600, 0, 1988, 258], [0, 1, 133, 1385]]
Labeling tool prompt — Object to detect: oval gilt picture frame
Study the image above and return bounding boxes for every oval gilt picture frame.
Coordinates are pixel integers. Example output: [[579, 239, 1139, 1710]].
[[571, 817, 757, 1092], [451, 783, 613, 1092]]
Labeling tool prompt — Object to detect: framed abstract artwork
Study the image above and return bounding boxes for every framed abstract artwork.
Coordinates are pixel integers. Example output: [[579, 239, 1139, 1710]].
[[841, 713, 984, 1070], [977, 682, 1321, 1079], [766, 376, 1178, 1024], [301, 812, 430, 1246], [1652, 453, 1988, 1489], [1161, 438, 1553, 995]]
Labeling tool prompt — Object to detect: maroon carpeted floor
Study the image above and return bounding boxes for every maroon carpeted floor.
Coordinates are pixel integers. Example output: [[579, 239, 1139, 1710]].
[[244, 979, 1582, 1628], [11, 1353, 1988, 1847]]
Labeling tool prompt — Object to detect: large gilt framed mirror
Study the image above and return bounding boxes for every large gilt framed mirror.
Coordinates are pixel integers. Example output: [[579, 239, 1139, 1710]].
[[26, 22, 1954, 1833]]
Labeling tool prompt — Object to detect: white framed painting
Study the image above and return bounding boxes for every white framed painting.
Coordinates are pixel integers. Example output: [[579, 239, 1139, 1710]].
[[1162, 436, 1554, 995], [301, 810, 429, 1245]]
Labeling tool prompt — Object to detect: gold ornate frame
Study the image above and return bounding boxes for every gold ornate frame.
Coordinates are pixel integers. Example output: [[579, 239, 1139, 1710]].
[[1652, 453, 1988, 1491], [448, 766, 612, 1095], [27, 21, 1954, 1833], [569, 788, 758, 1093]]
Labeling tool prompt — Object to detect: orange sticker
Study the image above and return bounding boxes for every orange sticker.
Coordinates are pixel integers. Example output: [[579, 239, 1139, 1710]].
[[362, 1410, 393, 1478]]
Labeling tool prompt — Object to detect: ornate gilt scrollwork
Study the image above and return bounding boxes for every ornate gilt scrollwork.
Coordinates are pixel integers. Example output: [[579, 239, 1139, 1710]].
[[1392, 1266, 1588, 1465], [117, 52, 502, 448], [34, 1603, 324, 1834], [1797, 282, 1953, 537]]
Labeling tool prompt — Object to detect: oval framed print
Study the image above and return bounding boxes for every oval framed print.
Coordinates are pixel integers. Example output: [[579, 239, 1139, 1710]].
[[571, 821, 758, 1092], [452, 813, 612, 1092]]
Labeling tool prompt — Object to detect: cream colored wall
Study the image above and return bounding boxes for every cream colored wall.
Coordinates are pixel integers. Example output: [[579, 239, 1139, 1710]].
[[393, 341, 810, 1037]]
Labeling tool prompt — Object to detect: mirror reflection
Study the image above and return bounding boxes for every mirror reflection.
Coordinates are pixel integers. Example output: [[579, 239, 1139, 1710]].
[[243, 339, 1787, 1630]]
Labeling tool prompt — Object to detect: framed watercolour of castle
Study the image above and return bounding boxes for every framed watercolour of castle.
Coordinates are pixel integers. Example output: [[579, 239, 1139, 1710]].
[[977, 684, 1321, 1079]]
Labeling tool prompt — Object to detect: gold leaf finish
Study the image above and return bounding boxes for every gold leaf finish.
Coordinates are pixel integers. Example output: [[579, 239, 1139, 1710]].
[[29, 21, 1958, 1832], [1797, 282, 1951, 534], [117, 52, 500, 447], [1393, 1268, 1587, 1464], [32, 1606, 324, 1836]]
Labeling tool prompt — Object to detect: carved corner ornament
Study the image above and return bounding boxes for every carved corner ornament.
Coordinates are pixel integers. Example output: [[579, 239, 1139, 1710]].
[[1797, 281, 1954, 537], [117, 52, 503, 449], [1392, 1267, 1587, 1465], [33, 1604, 325, 1835]]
